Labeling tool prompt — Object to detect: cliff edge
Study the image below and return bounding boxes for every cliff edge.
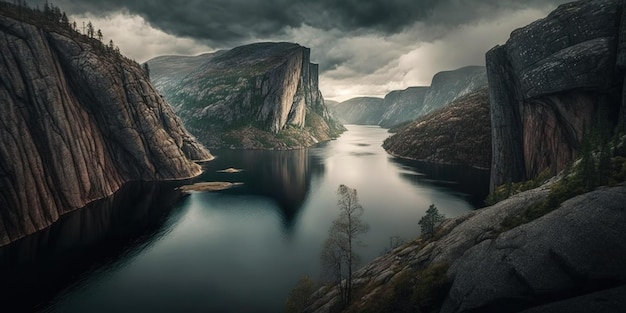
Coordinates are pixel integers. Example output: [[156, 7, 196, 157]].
[[148, 42, 345, 149], [488, 0, 624, 190], [0, 4, 212, 246]]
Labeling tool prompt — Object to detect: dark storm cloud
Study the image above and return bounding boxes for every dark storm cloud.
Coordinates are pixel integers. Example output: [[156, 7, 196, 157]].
[[49, 0, 564, 46]]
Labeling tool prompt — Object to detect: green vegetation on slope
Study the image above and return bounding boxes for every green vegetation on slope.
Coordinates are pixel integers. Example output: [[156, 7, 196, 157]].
[[382, 87, 491, 169], [492, 125, 626, 231]]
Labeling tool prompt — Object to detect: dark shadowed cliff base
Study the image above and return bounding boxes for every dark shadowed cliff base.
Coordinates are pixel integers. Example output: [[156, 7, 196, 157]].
[[0, 181, 188, 313], [148, 42, 345, 149], [0, 3, 212, 246]]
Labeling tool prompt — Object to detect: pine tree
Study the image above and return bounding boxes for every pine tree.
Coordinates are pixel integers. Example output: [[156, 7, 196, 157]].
[[143, 63, 150, 78], [86, 21, 94, 38], [419, 204, 445, 239]]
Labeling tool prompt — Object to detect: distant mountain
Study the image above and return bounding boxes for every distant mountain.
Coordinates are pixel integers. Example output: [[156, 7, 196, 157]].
[[148, 42, 345, 149], [378, 87, 428, 128], [379, 66, 487, 128], [383, 87, 491, 169], [330, 97, 385, 125], [0, 4, 212, 246], [148, 51, 225, 87]]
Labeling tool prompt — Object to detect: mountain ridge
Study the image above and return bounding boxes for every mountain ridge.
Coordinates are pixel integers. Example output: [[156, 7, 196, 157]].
[[148, 42, 345, 149]]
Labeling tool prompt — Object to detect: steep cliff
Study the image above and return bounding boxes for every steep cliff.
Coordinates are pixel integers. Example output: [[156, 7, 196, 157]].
[[382, 88, 491, 169], [304, 181, 626, 313], [330, 97, 385, 125], [148, 42, 345, 149], [0, 5, 212, 246], [378, 67, 487, 128], [488, 0, 624, 190]]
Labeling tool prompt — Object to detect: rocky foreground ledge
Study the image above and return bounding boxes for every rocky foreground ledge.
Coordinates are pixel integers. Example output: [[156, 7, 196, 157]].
[[304, 181, 626, 313]]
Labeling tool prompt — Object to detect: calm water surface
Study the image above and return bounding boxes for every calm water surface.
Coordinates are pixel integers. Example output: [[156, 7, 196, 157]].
[[0, 125, 489, 313]]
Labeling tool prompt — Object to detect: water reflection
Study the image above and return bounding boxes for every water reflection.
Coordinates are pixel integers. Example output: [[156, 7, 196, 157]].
[[0, 181, 186, 313], [197, 149, 324, 231], [389, 157, 490, 208]]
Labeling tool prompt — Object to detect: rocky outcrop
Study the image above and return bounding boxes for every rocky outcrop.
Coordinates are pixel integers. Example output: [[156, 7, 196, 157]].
[[0, 7, 212, 246], [378, 67, 487, 128], [304, 181, 626, 313], [441, 184, 626, 313], [329, 97, 385, 125], [382, 87, 491, 169], [378, 87, 428, 128], [488, 0, 624, 190], [148, 42, 345, 149]]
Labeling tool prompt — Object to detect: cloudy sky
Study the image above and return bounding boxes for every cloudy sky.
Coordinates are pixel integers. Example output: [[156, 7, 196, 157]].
[[43, 0, 568, 101]]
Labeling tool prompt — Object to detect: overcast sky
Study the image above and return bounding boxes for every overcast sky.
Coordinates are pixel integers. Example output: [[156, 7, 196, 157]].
[[42, 0, 568, 101]]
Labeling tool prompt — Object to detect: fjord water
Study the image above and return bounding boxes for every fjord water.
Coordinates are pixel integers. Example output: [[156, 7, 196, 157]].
[[0, 125, 488, 313]]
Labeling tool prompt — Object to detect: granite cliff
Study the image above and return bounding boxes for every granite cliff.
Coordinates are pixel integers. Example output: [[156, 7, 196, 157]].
[[379, 66, 487, 128], [148, 42, 345, 149], [304, 181, 626, 313], [488, 0, 624, 190], [330, 97, 385, 125], [0, 5, 212, 246], [383, 88, 491, 170]]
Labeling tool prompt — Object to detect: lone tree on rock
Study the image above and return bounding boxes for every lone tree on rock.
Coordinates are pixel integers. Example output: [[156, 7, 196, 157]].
[[321, 184, 369, 307], [419, 204, 445, 239]]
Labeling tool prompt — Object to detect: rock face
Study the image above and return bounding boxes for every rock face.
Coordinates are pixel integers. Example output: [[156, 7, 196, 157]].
[[382, 87, 491, 169], [304, 182, 626, 313], [329, 97, 385, 125], [148, 42, 345, 149], [379, 66, 487, 128], [441, 185, 626, 313], [488, 0, 624, 190], [0, 8, 212, 246]]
